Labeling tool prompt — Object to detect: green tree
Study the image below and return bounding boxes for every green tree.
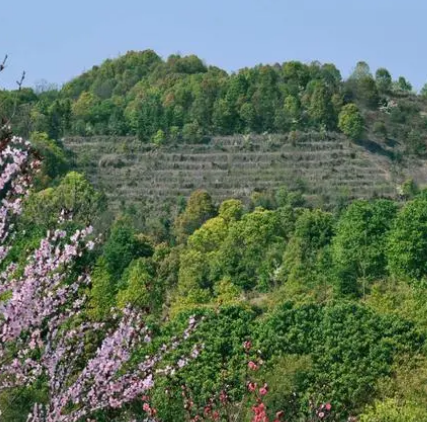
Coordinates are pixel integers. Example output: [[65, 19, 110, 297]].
[[174, 190, 216, 243], [136, 90, 165, 142], [375, 68, 392, 93], [215, 208, 285, 290], [405, 129, 426, 155], [360, 399, 427, 422], [348, 63, 379, 107], [172, 249, 212, 313], [350, 61, 372, 80], [103, 218, 154, 279], [22, 171, 104, 228], [218, 199, 244, 222], [30, 131, 69, 187], [239, 102, 256, 133], [88, 257, 116, 320], [181, 121, 203, 143], [308, 83, 336, 129], [212, 98, 236, 134], [152, 128, 166, 145], [117, 258, 163, 314], [332, 200, 398, 296], [420, 83, 427, 98], [338, 103, 364, 140], [396, 76, 412, 92], [387, 197, 427, 280], [282, 209, 334, 284]]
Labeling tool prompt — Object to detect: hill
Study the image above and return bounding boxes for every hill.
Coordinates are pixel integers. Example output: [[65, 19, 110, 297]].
[[3, 50, 427, 211]]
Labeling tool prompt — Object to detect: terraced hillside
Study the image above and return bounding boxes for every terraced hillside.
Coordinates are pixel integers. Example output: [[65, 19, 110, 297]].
[[65, 132, 404, 211]]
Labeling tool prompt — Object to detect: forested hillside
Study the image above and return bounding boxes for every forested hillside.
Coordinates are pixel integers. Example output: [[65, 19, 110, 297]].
[[4, 155, 427, 421], [2, 49, 427, 157], [4, 50, 427, 215], [4, 52, 427, 422]]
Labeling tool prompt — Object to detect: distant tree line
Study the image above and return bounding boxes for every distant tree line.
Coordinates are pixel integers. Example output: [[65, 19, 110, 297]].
[[2, 51, 427, 151]]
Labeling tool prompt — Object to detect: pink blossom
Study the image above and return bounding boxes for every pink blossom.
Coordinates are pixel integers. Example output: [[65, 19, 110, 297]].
[[259, 384, 268, 396], [0, 131, 203, 422], [248, 361, 258, 371], [247, 382, 257, 392]]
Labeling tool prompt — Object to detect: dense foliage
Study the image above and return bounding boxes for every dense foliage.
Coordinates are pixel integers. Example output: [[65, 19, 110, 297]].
[[4, 53, 427, 422], [3, 51, 427, 158]]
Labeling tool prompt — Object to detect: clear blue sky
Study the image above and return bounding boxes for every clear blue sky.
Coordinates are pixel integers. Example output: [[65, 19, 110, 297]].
[[2, 0, 427, 90]]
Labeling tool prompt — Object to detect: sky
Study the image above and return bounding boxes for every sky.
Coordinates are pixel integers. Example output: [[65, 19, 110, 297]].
[[2, 0, 427, 91]]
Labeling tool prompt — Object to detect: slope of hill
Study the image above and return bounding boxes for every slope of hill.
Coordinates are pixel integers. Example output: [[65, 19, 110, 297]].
[[65, 131, 405, 212]]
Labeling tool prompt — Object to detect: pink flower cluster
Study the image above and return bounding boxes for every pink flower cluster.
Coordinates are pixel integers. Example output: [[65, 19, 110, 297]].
[[244, 342, 284, 422], [0, 132, 40, 263], [0, 132, 203, 422], [177, 340, 285, 422]]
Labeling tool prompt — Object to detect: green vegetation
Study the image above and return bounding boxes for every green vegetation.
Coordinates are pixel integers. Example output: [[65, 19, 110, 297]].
[[3, 50, 427, 159], [7, 174, 427, 421], [5, 51, 427, 421]]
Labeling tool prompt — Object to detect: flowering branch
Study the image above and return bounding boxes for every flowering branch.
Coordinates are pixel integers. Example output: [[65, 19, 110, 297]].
[[0, 131, 202, 422]]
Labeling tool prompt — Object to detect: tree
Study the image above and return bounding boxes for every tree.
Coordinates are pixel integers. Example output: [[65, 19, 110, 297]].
[[360, 399, 427, 422], [347, 62, 379, 107], [215, 208, 285, 290], [29, 131, 69, 187], [406, 129, 426, 155], [338, 103, 364, 140], [356, 77, 379, 107], [103, 217, 153, 279], [117, 258, 164, 314], [308, 82, 336, 129], [173, 249, 212, 312], [174, 190, 216, 243], [350, 61, 372, 80], [0, 129, 200, 422], [136, 90, 165, 142], [332, 200, 398, 296], [153, 128, 166, 145], [375, 68, 392, 93], [282, 209, 334, 284], [420, 83, 427, 98], [212, 98, 236, 134], [22, 171, 105, 229], [239, 102, 257, 133], [399, 178, 419, 200], [387, 197, 427, 280], [72, 91, 98, 122], [396, 76, 412, 93], [88, 257, 116, 320], [218, 198, 244, 222]]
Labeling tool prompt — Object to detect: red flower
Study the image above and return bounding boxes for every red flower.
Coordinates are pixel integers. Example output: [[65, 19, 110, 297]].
[[275, 410, 284, 419], [247, 382, 257, 392], [325, 402, 332, 411], [259, 385, 268, 396], [248, 361, 258, 371]]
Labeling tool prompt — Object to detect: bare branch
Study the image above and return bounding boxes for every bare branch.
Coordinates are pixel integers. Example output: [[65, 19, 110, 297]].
[[16, 70, 25, 91], [0, 54, 8, 73]]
